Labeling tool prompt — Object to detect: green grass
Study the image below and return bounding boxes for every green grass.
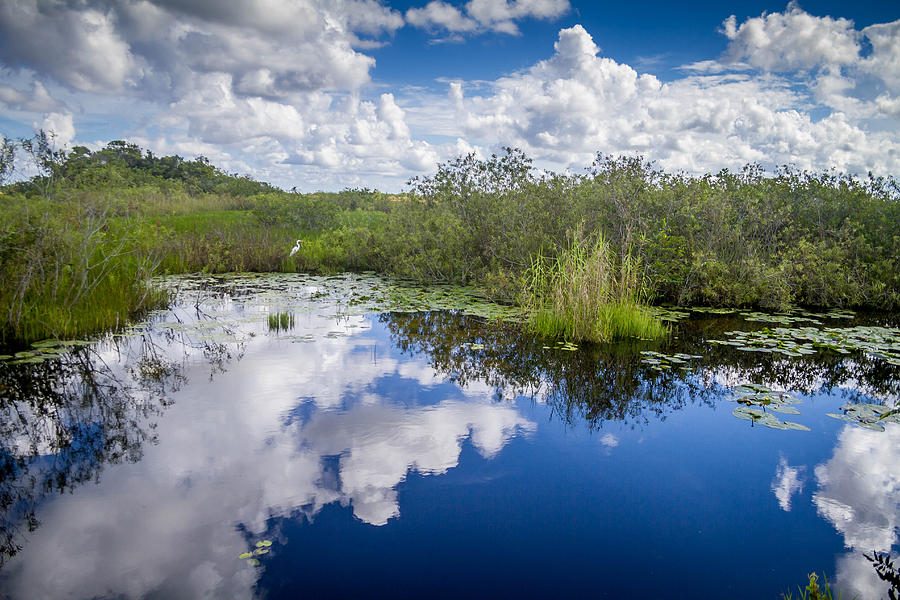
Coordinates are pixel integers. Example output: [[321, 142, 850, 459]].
[[523, 232, 668, 342], [0, 195, 168, 342], [782, 572, 848, 600], [151, 209, 254, 233], [267, 311, 295, 332]]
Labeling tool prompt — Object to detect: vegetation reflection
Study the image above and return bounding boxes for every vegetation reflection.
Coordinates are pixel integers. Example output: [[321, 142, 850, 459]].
[[0, 328, 238, 566], [380, 310, 900, 431]]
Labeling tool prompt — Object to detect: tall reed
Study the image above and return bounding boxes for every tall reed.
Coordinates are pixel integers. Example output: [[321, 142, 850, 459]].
[[0, 195, 167, 343], [267, 311, 295, 332], [523, 232, 667, 342]]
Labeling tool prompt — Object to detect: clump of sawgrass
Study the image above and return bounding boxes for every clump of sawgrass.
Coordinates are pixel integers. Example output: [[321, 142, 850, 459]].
[[782, 572, 845, 600], [267, 311, 295, 332], [523, 231, 667, 343], [0, 195, 167, 343]]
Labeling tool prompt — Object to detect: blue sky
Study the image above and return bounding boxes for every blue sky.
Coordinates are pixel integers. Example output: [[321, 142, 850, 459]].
[[374, 1, 897, 84], [1, 0, 899, 190]]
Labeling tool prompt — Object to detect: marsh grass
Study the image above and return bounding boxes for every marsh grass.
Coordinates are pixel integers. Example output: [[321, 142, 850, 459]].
[[267, 311, 295, 332], [523, 232, 667, 342], [0, 195, 167, 342], [154, 222, 300, 274], [782, 572, 847, 600]]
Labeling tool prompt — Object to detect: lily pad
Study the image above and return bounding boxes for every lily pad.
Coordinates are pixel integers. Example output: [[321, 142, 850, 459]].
[[732, 405, 809, 431], [30, 339, 62, 349], [826, 402, 900, 431], [733, 406, 767, 421]]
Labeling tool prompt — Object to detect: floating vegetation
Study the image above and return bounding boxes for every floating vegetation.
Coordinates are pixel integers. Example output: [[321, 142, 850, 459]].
[[730, 384, 809, 430], [542, 341, 579, 351], [688, 307, 739, 315], [799, 310, 856, 320], [279, 334, 316, 343], [709, 324, 900, 365], [639, 350, 701, 372], [732, 405, 810, 431], [826, 403, 900, 432], [30, 339, 62, 349], [710, 329, 819, 357], [159, 272, 526, 324], [732, 384, 803, 415], [238, 540, 273, 567], [1, 339, 79, 365], [648, 307, 690, 322], [739, 312, 822, 325]]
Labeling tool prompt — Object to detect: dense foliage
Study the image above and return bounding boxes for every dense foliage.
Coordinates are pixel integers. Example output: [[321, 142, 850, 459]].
[[1, 134, 898, 343], [360, 149, 900, 310]]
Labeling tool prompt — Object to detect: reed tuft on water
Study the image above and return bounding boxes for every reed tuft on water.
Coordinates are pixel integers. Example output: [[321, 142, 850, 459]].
[[523, 231, 668, 343], [267, 311, 295, 332]]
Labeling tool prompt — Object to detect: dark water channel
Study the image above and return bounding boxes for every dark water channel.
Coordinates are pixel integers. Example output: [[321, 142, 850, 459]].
[[1, 273, 899, 599]]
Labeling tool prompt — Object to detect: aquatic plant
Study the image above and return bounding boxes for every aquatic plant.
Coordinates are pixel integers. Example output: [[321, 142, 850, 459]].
[[267, 311, 295, 332], [710, 324, 900, 365], [730, 384, 810, 431], [0, 195, 167, 342], [782, 572, 839, 600], [639, 350, 701, 372], [238, 540, 273, 567], [827, 403, 900, 432], [522, 232, 667, 342]]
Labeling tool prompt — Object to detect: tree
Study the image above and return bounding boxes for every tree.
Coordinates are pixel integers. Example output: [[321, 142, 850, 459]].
[[19, 130, 67, 194], [0, 135, 14, 185]]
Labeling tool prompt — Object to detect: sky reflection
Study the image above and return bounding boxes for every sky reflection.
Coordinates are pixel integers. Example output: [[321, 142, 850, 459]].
[[0, 301, 534, 598], [815, 423, 900, 599], [2, 274, 900, 599]]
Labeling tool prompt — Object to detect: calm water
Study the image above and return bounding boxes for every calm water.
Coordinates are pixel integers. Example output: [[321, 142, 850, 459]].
[[1, 273, 898, 599]]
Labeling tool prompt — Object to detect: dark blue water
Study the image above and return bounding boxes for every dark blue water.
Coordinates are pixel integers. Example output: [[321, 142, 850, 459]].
[[0, 274, 897, 599]]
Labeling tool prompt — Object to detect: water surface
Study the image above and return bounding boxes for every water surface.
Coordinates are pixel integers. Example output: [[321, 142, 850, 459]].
[[1, 273, 898, 599]]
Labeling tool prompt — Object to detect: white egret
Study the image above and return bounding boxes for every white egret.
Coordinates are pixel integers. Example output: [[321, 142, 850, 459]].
[[289, 239, 303, 257]]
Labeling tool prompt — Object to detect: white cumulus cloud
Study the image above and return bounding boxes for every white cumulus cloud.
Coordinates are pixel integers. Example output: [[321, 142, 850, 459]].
[[407, 0, 570, 37], [0, 2, 897, 190], [450, 22, 900, 176], [0, 80, 64, 113], [722, 2, 861, 71]]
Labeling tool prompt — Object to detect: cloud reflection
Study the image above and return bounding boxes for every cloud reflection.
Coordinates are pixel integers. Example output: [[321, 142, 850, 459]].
[[771, 457, 804, 512], [813, 423, 900, 598], [1, 309, 534, 599]]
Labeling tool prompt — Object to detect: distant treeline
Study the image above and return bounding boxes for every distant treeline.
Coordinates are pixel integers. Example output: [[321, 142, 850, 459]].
[[1, 135, 898, 343], [2, 132, 274, 196]]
